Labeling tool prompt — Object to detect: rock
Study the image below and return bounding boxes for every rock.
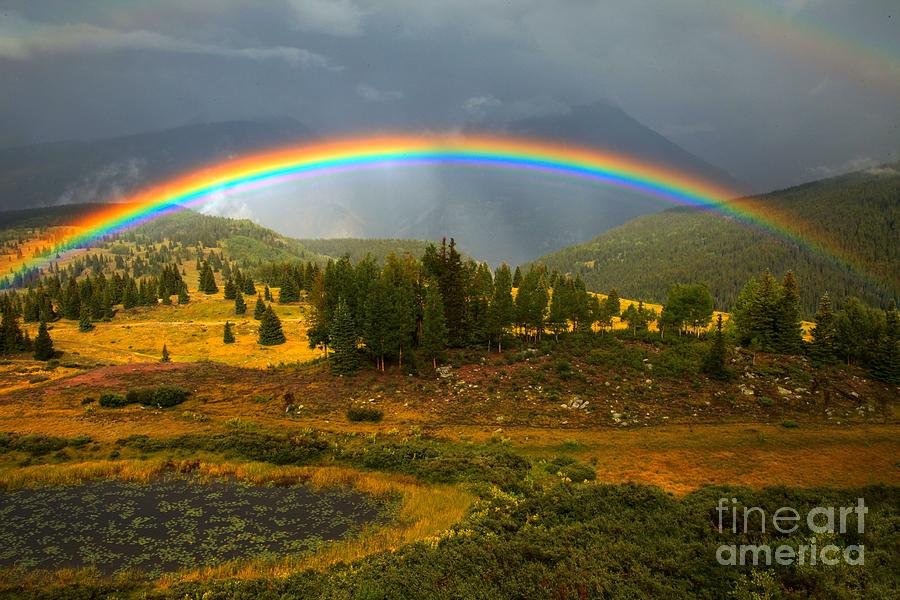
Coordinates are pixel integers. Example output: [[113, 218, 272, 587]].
[[739, 384, 755, 396], [777, 386, 791, 396], [436, 366, 453, 379]]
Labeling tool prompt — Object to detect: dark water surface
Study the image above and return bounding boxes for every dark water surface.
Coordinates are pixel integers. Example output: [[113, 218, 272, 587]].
[[0, 477, 384, 576]]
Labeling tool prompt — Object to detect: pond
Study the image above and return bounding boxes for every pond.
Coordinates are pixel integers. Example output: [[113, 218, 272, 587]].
[[0, 477, 385, 577]]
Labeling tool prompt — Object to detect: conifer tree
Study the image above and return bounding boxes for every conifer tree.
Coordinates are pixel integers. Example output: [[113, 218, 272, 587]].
[[258, 305, 286, 345], [160, 344, 171, 362], [198, 261, 218, 294], [234, 290, 247, 315], [702, 314, 730, 380], [177, 287, 189, 305], [223, 321, 235, 344], [264, 285, 273, 302], [306, 271, 330, 356], [871, 302, 900, 383], [0, 303, 24, 354], [278, 276, 300, 303], [362, 278, 392, 371], [78, 304, 94, 332], [512, 266, 523, 288], [422, 285, 448, 369], [547, 280, 570, 341], [488, 263, 515, 351], [604, 289, 621, 323], [242, 276, 256, 296], [33, 321, 54, 361], [223, 278, 237, 300], [774, 271, 803, 354], [254, 294, 266, 320], [330, 298, 358, 374], [809, 292, 837, 365]]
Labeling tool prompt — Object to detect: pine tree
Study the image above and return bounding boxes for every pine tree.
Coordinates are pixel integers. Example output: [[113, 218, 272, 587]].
[[258, 305, 286, 345], [78, 304, 94, 332], [421, 285, 448, 369], [488, 263, 515, 351], [254, 294, 266, 320], [0, 303, 24, 354], [198, 261, 218, 294], [362, 278, 392, 371], [177, 286, 189, 305], [223, 278, 237, 300], [122, 278, 138, 309], [547, 280, 570, 340], [33, 321, 54, 361], [242, 276, 256, 296], [160, 344, 171, 362], [774, 272, 803, 354], [330, 298, 358, 374], [234, 291, 247, 315], [809, 292, 837, 365], [512, 266, 523, 288], [604, 289, 621, 323], [264, 285, 273, 302], [223, 321, 235, 344], [702, 314, 730, 380], [871, 302, 900, 384], [278, 276, 300, 303]]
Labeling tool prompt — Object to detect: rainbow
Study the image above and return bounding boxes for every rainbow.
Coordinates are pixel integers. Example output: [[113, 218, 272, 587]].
[[0, 133, 861, 280]]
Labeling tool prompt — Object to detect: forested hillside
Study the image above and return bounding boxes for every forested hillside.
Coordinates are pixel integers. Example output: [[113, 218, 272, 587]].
[[298, 238, 447, 264], [533, 163, 900, 314]]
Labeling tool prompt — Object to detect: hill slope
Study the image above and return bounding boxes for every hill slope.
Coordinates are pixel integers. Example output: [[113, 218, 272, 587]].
[[0, 203, 448, 269], [533, 163, 900, 314]]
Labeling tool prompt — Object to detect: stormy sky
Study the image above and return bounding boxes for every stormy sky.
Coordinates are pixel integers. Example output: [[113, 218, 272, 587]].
[[1, 0, 898, 191]]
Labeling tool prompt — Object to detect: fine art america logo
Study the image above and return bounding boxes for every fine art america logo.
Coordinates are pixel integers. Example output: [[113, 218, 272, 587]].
[[715, 497, 867, 566]]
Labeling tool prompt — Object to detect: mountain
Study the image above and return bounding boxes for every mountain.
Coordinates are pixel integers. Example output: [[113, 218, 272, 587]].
[[0, 107, 740, 266], [234, 102, 741, 265], [0, 118, 316, 211], [531, 163, 900, 315], [495, 101, 740, 189]]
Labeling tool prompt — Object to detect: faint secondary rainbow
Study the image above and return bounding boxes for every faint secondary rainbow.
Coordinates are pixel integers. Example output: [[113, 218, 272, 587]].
[[0, 133, 860, 281]]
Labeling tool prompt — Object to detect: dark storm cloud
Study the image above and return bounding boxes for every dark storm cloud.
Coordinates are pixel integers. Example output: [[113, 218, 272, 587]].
[[0, 0, 898, 190]]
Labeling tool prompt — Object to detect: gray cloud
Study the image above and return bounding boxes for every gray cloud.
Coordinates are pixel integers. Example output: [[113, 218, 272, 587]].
[[356, 83, 404, 103], [0, 16, 339, 69], [0, 0, 898, 191], [287, 0, 367, 37]]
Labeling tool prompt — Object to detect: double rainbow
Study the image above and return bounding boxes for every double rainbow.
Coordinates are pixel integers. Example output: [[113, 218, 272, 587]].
[[2, 133, 852, 280]]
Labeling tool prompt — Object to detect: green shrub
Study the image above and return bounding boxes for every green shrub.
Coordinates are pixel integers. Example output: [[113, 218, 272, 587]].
[[67, 435, 92, 448], [99, 393, 129, 408], [150, 386, 190, 408], [347, 406, 384, 422], [781, 419, 800, 428], [103, 386, 190, 409], [545, 456, 597, 482], [13, 434, 69, 456]]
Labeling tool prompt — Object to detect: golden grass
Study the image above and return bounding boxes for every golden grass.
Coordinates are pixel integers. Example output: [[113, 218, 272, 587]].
[[21, 295, 322, 368], [485, 423, 900, 495], [0, 458, 474, 587]]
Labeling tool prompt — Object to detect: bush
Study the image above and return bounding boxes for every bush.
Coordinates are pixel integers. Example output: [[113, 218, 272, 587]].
[[99, 393, 129, 408], [150, 386, 190, 408], [781, 419, 800, 428], [103, 386, 190, 409], [12, 434, 69, 456], [545, 456, 597, 482], [347, 406, 385, 422]]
